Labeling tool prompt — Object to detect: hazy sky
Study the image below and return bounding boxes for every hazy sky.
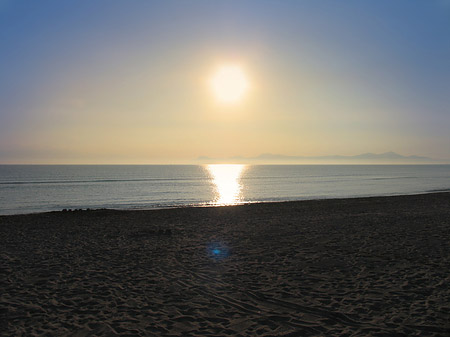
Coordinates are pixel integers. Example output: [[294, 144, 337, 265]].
[[1, 0, 449, 164]]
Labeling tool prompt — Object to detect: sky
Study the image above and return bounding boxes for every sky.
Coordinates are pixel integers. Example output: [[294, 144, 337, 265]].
[[0, 0, 449, 164]]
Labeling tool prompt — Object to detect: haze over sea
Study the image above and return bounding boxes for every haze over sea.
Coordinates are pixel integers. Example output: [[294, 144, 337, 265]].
[[1, 165, 449, 215]]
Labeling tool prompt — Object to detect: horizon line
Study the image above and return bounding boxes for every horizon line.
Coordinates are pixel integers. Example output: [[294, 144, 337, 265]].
[[1, 163, 450, 166]]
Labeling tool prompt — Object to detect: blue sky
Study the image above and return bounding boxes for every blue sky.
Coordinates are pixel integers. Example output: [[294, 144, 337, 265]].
[[0, 0, 449, 163]]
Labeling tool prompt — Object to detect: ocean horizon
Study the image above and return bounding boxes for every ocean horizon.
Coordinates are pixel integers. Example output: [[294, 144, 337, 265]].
[[1, 164, 449, 215]]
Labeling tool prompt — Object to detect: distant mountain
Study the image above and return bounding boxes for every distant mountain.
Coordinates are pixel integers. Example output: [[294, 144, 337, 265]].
[[197, 152, 444, 164]]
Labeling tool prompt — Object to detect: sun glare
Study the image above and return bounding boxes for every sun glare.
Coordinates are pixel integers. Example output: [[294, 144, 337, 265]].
[[207, 164, 246, 205], [210, 65, 249, 104]]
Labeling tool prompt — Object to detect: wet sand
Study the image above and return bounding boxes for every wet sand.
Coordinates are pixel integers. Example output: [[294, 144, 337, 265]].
[[1, 192, 449, 336]]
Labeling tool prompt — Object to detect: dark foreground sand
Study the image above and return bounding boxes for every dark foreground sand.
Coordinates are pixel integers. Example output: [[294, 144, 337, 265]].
[[1, 193, 449, 336]]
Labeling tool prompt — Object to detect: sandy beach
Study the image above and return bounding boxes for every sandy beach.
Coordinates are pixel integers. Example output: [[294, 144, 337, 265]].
[[1, 192, 449, 336]]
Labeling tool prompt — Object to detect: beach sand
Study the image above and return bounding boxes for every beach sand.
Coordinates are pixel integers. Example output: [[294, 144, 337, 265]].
[[1, 192, 449, 336]]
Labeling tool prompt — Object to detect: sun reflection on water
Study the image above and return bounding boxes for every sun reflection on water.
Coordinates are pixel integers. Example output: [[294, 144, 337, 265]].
[[206, 164, 246, 206]]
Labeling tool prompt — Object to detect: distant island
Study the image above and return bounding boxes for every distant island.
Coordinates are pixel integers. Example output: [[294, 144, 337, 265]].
[[197, 152, 448, 164]]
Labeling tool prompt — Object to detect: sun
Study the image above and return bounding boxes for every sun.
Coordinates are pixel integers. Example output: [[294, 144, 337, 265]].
[[210, 65, 249, 104]]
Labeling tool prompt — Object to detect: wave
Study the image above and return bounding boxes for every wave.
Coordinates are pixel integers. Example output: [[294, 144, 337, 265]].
[[425, 188, 450, 193], [0, 177, 206, 185]]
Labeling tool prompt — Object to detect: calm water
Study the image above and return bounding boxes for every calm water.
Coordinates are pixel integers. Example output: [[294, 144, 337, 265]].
[[0, 165, 449, 215]]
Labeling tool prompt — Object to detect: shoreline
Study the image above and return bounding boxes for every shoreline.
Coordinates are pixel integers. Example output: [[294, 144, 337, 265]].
[[2, 190, 450, 217], [1, 192, 449, 336]]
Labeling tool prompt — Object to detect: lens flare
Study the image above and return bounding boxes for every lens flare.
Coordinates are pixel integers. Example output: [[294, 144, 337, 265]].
[[207, 242, 230, 260]]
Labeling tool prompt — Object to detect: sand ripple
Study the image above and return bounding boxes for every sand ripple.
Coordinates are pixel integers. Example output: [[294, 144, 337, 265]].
[[1, 193, 450, 336]]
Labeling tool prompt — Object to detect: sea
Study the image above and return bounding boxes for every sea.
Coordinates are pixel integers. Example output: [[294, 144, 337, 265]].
[[0, 165, 449, 215]]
